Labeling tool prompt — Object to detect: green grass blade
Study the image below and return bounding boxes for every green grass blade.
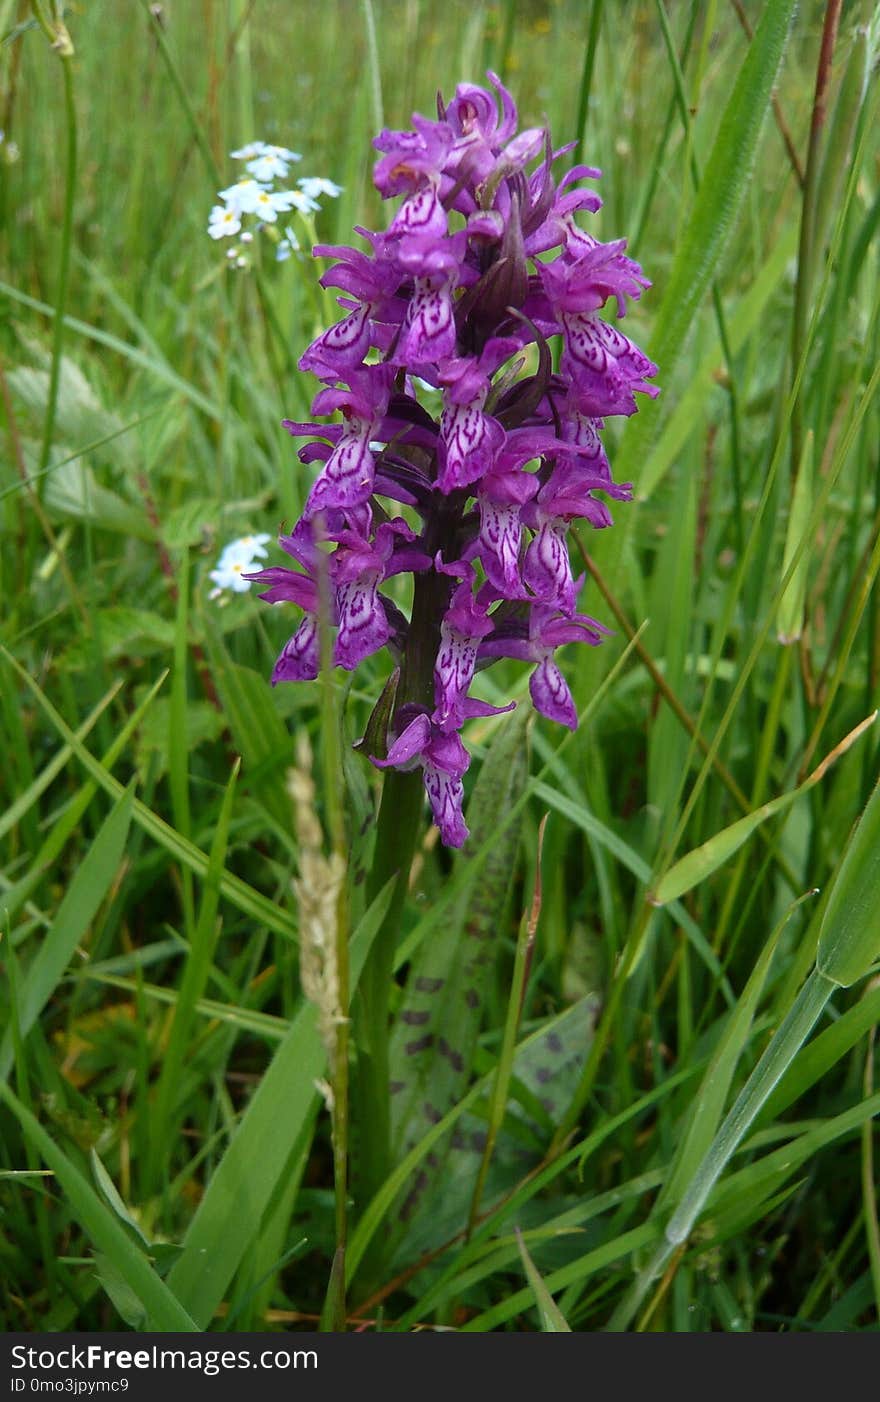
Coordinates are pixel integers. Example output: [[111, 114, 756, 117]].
[[0, 1080, 198, 1331], [149, 760, 240, 1188], [515, 1227, 572, 1331], [165, 1003, 324, 1326], [817, 774, 880, 988], [0, 678, 120, 844], [164, 874, 392, 1326], [658, 889, 816, 1211], [651, 714, 875, 906], [0, 648, 298, 942], [0, 785, 134, 1082]]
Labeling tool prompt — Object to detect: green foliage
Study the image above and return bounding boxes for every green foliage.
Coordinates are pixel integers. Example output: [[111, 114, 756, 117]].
[[1, 0, 879, 1335]]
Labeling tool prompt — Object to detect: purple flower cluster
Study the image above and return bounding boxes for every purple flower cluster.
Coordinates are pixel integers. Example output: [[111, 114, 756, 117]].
[[248, 74, 658, 847]]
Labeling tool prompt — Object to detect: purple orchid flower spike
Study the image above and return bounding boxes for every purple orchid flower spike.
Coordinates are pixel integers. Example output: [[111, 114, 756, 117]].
[[251, 72, 658, 845]]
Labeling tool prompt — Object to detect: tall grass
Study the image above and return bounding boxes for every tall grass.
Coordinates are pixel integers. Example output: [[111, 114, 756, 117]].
[[1, 0, 879, 1332]]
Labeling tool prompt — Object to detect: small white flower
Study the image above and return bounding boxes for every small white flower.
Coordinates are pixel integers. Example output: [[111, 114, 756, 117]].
[[240, 230, 254, 243], [230, 141, 266, 161], [218, 179, 268, 215], [235, 255, 249, 268], [286, 189, 320, 215], [251, 187, 308, 222], [246, 151, 291, 182], [208, 204, 242, 239], [208, 534, 271, 597], [298, 177, 343, 200], [262, 143, 301, 164]]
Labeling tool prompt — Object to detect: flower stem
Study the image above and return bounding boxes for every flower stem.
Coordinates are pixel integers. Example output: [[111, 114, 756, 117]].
[[355, 559, 449, 1235], [356, 764, 425, 1213], [33, 5, 76, 494], [791, 0, 843, 482]]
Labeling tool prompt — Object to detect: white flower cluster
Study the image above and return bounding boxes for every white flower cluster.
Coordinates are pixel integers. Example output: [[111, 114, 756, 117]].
[[208, 533, 271, 600], [207, 141, 342, 268]]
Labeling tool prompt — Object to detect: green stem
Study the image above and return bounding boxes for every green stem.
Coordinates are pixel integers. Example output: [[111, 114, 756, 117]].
[[37, 41, 76, 491], [356, 766, 425, 1212], [354, 553, 450, 1260], [791, 0, 843, 481], [316, 544, 350, 1331], [573, 1, 603, 169]]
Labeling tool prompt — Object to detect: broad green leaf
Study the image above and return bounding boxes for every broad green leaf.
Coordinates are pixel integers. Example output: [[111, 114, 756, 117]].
[[389, 996, 600, 1269], [0, 1081, 198, 1331], [386, 710, 528, 1222], [0, 785, 134, 1082], [165, 1002, 324, 1326], [0, 281, 223, 422], [63, 607, 175, 668], [349, 994, 601, 1289], [45, 459, 154, 539]]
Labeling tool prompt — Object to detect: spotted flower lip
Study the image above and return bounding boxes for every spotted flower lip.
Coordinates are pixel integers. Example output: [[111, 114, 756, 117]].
[[252, 73, 658, 845]]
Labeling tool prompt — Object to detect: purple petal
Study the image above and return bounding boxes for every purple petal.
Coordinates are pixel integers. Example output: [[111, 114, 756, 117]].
[[306, 422, 376, 514], [246, 567, 319, 611], [434, 628, 479, 730], [438, 402, 505, 493], [299, 302, 373, 375], [374, 712, 432, 769], [530, 655, 577, 729], [423, 765, 468, 847], [334, 578, 391, 669], [478, 497, 525, 598], [396, 279, 456, 365], [523, 519, 575, 612], [271, 616, 319, 684]]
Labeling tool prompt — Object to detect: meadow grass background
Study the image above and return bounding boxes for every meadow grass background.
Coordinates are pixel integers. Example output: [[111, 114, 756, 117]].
[[1, 0, 880, 1332]]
